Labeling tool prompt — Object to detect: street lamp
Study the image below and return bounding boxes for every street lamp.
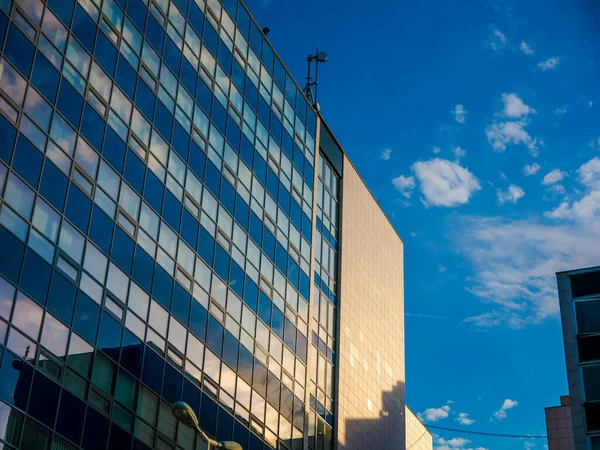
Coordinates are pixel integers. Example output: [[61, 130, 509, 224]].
[[171, 401, 243, 450]]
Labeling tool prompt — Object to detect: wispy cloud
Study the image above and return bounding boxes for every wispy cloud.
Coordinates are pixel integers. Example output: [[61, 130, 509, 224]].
[[453, 146, 467, 162], [457, 412, 476, 426], [492, 399, 518, 420], [486, 93, 539, 156], [497, 185, 525, 205], [489, 28, 507, 52], [555, 106, 568, 116], [520, 41, 534, 55], [419, 404, 451, 422], [538, 56, 560, 71], [542, 169, 567, 185], [523, 163, 541, 176], [380, 149, 392, 161], [392, 175, 416, 198], [435, 436, 488, 450], [453, 104, 467, 124], [433, 146, 441, 154]]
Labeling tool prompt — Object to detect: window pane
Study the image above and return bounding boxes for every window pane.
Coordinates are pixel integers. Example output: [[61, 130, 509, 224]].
[[58, 221, 85, 264], [75, 138, 99, 178], [0, 276, 16, 320], [12, 292, 44, 339], [32, 198, 60, 242], [0, 59, 27, 107], [40, 313, 69, 357], [4, 173, 34, 220]]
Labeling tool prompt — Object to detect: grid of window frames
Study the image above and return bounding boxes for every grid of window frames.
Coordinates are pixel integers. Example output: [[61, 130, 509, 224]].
[[0, 0, 319, 448], [572, 292, 600, 438], [307, 154, 338, 450]]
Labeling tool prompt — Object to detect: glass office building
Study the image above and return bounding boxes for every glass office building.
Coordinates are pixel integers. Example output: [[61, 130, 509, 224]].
[[0, 0, 407, 449], [557, 268, 600, 450]]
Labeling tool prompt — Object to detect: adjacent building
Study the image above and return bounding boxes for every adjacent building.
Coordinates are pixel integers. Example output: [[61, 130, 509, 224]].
[[557, 267, 600, 450], [406, 407, 433, 450], [545, 396, 575, 450], [0, 0, 407, 449]]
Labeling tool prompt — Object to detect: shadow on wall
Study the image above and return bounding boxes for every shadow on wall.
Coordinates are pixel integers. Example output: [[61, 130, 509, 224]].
[[338, 381, 406, 450]]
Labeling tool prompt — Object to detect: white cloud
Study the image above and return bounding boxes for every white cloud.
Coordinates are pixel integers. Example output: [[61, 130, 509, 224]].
[[578, 157, 600, 188], [486, 121, 539, 156], [412, 158, 481, 207], [523, 163, 541, 176], [392, 175, 416, 198], [542, 169, 567, 185], [437, 437, 471, 448], [492, 399, 518, 420], [497, 185, 525, 204], [439, 264, 447, 273], [410, 231, 418, 237], [538, 56, 560, 71], [520, 41, 534, 55], [501, 93, 535, 118], [433, 146, 441, 154], [453, 104, 467, 124], [421, 405, 451, 422], [524, 442, 534, 450], [380, 149, 392, 161], [456, 213, 600, 328], [457, 412, 476, 426], [555, 106, 567, 115], [490, 28, 507, 52], [590, 101, 594, 107], [453, 146, 466, 162]]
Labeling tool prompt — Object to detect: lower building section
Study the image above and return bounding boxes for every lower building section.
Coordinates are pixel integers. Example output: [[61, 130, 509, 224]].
[[545, 396, 576, 450], [406, 407, 432, 450]]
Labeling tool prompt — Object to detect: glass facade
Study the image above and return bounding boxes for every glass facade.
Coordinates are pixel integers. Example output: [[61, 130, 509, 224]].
[[570, 272, 600, 442], [0, 0, 321, 448]]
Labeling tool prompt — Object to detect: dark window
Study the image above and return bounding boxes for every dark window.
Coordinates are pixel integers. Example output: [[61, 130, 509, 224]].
[[94, 31, 118, 76], [127, 0, 147, 32], [243, 276, 258, 312], [197, 226, 215, 266], [576, 299, 600, 335], [578, 335, 600, 363], [190, 300, 208, 342], [72, 4, 96, 52], [154, 101, 173, 142], [222, 331, 238, 370], [0, 227, 25, 284], [12, 137, 42, 189], [267, 372, 280, 409], [56, 390, 85, 445], [82, 406, 110, 450], [171, 283, 191, 326], [27, 372, 60, 427], [135, 79, 156, 121], [218, 44, 233, 75], [229, 260, 243, 299], [0, 351, 33, 409], [152, 265, 173, 310], [80, 104, 105, 152], [199, 395, 217, 437], [202, 22, 218, 56], [132, 246, 154, 293], [97, 312, 123, 357], [162, 191, 182, 231], [257, 292, 271, 326], [206, 315, 224, 355], [102, 127, 126, 172], [585, 402, 600, 432], [234, 195, 249, 231], [20, 417, 52, 450], [220, 179, 235, 215], [583, 365, 600, 402], [189, 141, 206, 178], [142, 347, 163, 394], [195, 77, 212, 115], [112, 227, 135, 273], [115, 55, 137, 99], [271, 306, 284, 341], [214, 244, 230, 282], [571, 271, 600, 298], [146, 14, 164, 53], [57, 81, 84, 129], [89, 206, 114, 255], [164, 37, 182, 75], [172, 122, 190, 161], [123, 150, 145, 193], [238, 345, 253, 385], [182, 378, 201, 412], [188, 2, 203, 34], [19, 250, 51, 305], [120, 330, 143, 379], [0, 114, 17, 164], [248, 22, 262, 57], [143, 170, 164, 213], [181, 210, 199, 249], [47, 273, 77, 325], [4, 26, 34, 77], [65, 184, 92, 233], [216, 408, 234, 442], [180, 59, 197, 100], [31, 54, 60, 103], [48, 0, 75, 26], [284, 318, 297, 351], [73, 292, 100, 344], [204, 160, 221, 196], [252, 359, 267, 397], [211, 100, 227, 133], [162, 362, 183, 405]]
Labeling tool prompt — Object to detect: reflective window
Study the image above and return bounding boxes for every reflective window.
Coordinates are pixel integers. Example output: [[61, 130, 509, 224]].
[[32, 197, 60, 242], [40, 313, 70, 357], [4, 173, 34, 220], [58, 221, 85, 264], [24, 88, 53, 132], [12, 292, 43, 339]]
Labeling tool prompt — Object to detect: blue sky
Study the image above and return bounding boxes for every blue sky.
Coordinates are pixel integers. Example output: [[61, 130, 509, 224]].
[[246, 0, 600, 449]]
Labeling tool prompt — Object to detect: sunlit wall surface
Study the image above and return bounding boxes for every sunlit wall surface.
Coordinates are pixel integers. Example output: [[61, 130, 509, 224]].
[[0, 0, 319, 447]]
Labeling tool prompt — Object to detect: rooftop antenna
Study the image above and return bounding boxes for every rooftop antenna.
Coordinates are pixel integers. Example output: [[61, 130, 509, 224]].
[[304, 49, 328, 110]]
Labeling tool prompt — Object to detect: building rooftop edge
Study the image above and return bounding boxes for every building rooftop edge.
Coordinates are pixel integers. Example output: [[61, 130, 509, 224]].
[[406, 405, 433, 436], [556, 264, 600, 275], [318, 115, 405, 245]]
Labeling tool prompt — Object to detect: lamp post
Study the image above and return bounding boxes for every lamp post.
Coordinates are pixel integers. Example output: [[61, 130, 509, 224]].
[[171, 401, 243, 450]]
